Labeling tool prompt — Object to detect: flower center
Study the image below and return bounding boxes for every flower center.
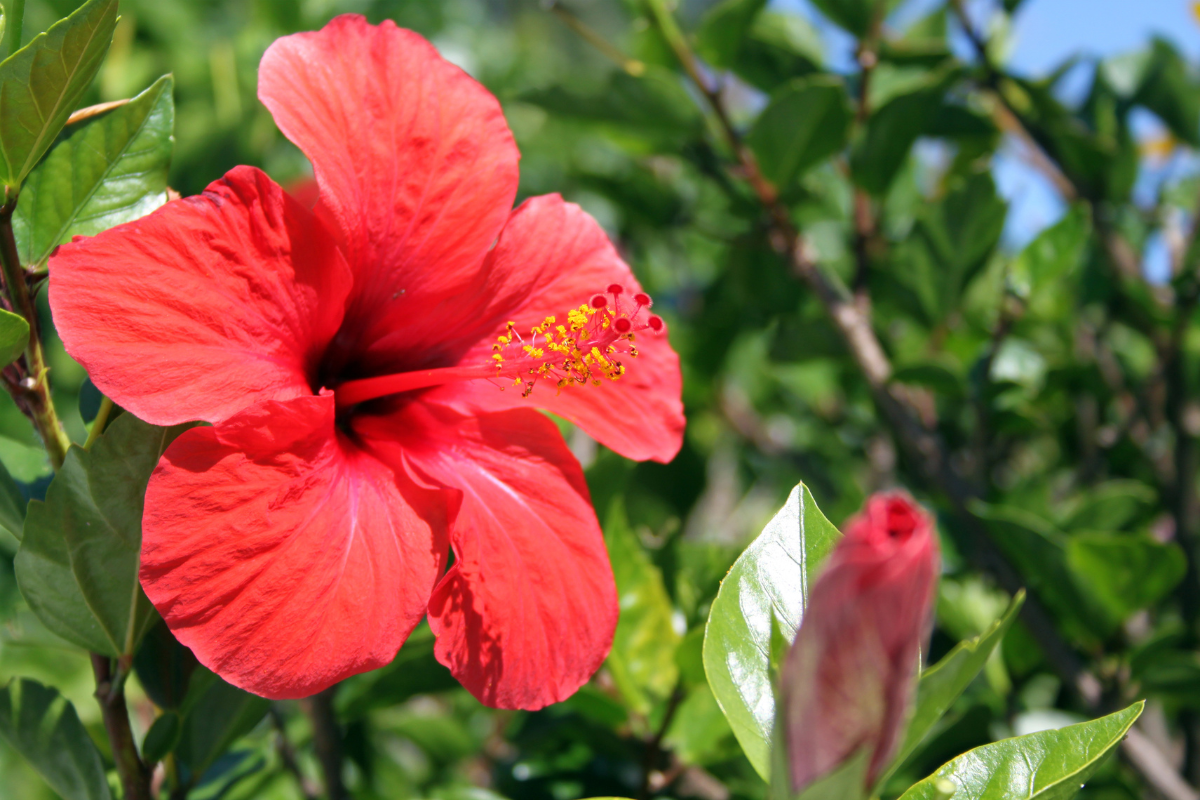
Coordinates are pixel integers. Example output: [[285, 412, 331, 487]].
[[333, 284, 664, 410]]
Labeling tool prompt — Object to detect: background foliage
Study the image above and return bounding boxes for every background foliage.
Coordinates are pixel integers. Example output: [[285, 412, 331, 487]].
[[4, 0, 1200, 798]]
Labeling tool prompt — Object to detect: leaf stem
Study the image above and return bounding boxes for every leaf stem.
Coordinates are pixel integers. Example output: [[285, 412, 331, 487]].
[[304, 685, 346, 800], [0, 200, 70, 468], [4, 0, 23, 62], [82, 395, 113, 451], [91, 652, 152, 800]]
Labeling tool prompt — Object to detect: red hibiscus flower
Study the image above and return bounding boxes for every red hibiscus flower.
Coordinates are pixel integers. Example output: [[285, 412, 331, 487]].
[[47, 15, 684, 709], [779, 492, 939, 793]]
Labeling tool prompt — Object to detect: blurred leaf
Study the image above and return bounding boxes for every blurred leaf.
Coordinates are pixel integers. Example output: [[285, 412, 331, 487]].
[[663, 683, 737, 766], [852, 68, 957, 195], [0, 308, 27, 367], [0, 457, 23, 543], [695, 0, 767, 68], [885, 593, 1025, 785], [14, 74, 174, 267], [1007, 205, 1090, 303], [972, 503, 1114, 645], [0, 678, 112, 800], [1067, 533, 1185, 618], [748, 75, 852, 188], [703, 482, 841, 779], [730, 11, 823, 92], [15, 413, 194, 657], [521, 66, 702, 144], [0, 0, 118, 190], [176, 667, 270, 787], [142, 710, 182, 764], [808, 0, 873, 37], [1133, 38, 1200, 147], [604, 499, 680, 714], [892, 360, 964, 399], [897, 702, 1143, 800], [1062, 480, 1155, 531], [335, 623, 456, 721], [893, 172, 1007, 324], [134, 619, 199, 711]]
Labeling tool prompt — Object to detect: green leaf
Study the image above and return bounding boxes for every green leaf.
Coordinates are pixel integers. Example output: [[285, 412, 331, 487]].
[[0, 308, 27, 367], [15, 413, 195, 656], [176, 667, 270, 787], [703, 482, 841, 779], [731, 11, 823, 93], [1062, 480, 1154, 531], [884, 593, 1025, 784], [1133, 39, 1200, 147], [972, 503, 1114, 645], [748, 76, 852, 188], [851, 68, 958, 195], [898, 702, 1144, 800], [695, 0, 767, 68], [0, 456, 25, 545], [0, 678, 112, 800], [335, 623, 457, 721], [1007, 205, 1090, 304], [133, 619, 198, 711], [14, 74, 174, 268], [604, 499, 680, 714], [142, 710, 182, 765], [1067, 533, 1186, 618], [807, 0, 873, 37], [0, 0, 118, 190]]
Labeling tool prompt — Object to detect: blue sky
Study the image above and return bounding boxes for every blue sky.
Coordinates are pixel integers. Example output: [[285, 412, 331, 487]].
[[775, 0, 1200, 264]]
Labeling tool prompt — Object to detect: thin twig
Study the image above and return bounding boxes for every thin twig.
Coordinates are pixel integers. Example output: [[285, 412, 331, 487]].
[[639, 683, 686, 799], [270, 707, 320, 800]]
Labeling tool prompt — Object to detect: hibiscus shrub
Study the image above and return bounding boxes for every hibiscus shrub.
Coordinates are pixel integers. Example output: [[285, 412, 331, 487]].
[[0, 0, 1197, 799]]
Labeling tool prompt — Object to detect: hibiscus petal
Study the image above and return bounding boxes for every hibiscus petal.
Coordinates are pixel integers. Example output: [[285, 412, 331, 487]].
[[142, 393, 450, 699], [428, 194, 685, 463], [359, 401, 617, 710], [49, 166, 352, 426], [258, 15, 520, 368]]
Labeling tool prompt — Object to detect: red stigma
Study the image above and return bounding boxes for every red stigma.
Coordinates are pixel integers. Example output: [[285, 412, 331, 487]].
[[590, 295, 608, 309], [613, 318, 632, 333], [607, 284, 624, 295], [633, 292, 651, 307], [647, 315, 664, 332]]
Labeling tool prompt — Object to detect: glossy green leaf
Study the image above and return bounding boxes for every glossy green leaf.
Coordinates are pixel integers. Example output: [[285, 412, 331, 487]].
[[14, 74, 174, 267], [884, 592, 1025, 784], [0, 308, 27, 367], [731, 11, 823, 92], [335, 623, 456, 721], [176, 667, 270, 787], [898, 702, 1144, 800], [133, 619, 198, 711], [1067, 533, 1186, 618], [15, 413, 194, 656], [748, 76, 852, 188], [0, 678, 112, 800], [695, 0, 767, 68], [604, 499, 680, 714], [0, 0, 118, 190], [703, 483, 841, 779]]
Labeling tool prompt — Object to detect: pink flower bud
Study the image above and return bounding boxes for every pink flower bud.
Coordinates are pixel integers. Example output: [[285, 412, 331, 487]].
[[779, 491, 939, 794]]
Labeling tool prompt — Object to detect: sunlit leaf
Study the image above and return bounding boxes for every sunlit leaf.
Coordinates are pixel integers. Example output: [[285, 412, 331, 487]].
[[0, 0, 118, 190], [898, 702, 1143, 800], [703, 483, 841, 778]]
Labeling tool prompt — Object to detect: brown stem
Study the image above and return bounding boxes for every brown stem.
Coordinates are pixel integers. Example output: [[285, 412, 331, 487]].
[[304, 686, 346, 800], [0, 200, 70, 468], [91, 654, 152, 800]]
